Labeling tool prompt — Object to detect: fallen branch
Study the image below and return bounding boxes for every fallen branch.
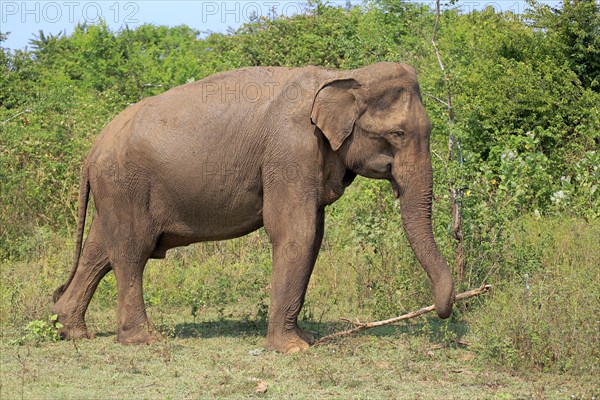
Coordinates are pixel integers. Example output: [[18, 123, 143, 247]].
[[315, 285, 492, 344]]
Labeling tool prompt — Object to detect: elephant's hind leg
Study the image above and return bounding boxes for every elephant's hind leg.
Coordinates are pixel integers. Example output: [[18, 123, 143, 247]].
[[107, 227, 162, 345], [52, 220, 111, 340], [112, 257, 162, 345]]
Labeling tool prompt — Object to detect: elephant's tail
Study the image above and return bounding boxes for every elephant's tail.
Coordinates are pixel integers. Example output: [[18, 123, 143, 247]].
[[53, 165, 90, 303]]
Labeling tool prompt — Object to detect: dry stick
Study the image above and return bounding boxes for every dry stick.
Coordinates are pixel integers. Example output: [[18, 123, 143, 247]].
[[315, 285, 492, 344]]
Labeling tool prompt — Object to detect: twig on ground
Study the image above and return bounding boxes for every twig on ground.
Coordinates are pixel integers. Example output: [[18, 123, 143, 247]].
[[315, 285, 492, 345]]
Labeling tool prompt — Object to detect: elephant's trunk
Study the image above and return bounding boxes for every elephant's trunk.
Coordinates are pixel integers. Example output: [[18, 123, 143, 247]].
[[393, 160, 454, 318]]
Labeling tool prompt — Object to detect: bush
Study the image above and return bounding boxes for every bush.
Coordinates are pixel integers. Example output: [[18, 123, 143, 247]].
[[18, 315, 63, 345]]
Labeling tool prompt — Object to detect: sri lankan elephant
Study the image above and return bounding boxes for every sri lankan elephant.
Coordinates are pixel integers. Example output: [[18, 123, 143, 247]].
[[52, 62, 455, 353]]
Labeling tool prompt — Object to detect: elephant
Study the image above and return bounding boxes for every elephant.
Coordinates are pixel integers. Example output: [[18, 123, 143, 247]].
[[52, 62, 455, 353]]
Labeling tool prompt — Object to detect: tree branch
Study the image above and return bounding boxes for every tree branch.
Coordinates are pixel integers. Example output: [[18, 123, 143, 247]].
[[423, 92, 449, 107], [431, 0, 454, 125], [315, 285, 492, 344], [1, 108, 31, 126], [431, 0, 465, 281]]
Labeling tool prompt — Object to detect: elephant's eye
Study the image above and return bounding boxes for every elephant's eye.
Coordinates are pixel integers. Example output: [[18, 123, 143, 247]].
[[391, 130, 405, 137]]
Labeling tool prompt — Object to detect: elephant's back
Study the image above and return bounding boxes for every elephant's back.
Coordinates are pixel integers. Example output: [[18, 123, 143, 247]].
[[91, 65, 325, 152], [85, 64, 327, 187]]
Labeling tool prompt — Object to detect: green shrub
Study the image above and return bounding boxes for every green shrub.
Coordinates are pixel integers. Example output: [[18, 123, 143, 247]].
[[10, 315, 63, 346]]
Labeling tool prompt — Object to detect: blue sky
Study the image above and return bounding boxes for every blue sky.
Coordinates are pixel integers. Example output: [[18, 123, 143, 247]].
[[1, 0, 557, 51]]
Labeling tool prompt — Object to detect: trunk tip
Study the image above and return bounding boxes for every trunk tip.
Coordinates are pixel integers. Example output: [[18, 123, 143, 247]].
[[435, 304, 453, 319], [435, 285, 455, 319]]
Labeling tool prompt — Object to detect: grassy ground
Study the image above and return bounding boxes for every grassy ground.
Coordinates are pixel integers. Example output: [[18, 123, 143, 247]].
[[1, 216, 598, 399], [1, 305, 598, 399]]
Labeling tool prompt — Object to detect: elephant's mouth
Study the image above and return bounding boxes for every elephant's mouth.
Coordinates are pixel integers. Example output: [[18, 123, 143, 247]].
[[390, 180, 402, 199], [342, 170, 357, 187]]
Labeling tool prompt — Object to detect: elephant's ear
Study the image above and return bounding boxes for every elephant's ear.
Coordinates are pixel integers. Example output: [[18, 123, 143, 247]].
[[311, 78, 360, 152]]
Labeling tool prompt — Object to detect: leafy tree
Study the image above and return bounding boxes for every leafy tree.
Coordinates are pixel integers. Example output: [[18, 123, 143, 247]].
[[528, 0, 600, 90]]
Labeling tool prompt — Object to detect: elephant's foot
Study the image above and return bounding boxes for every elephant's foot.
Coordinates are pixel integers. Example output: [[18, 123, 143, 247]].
[[117, 325, 162, 345], [57, 322, 94, 341], [295, 325, 316, 345], [265, 328, 310, 353], [52, 307, 93, 340]]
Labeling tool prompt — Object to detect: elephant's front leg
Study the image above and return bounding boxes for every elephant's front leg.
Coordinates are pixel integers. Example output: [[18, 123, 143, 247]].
[[263, 201, 324, 353]]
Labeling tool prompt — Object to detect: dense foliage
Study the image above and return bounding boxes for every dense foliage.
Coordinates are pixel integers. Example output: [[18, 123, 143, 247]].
[[1, 0, 598, 374], [2, 1, 599, 249]]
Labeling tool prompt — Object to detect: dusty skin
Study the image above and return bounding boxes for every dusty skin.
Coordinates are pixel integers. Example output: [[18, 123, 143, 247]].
[[52, 63, 455, 353]]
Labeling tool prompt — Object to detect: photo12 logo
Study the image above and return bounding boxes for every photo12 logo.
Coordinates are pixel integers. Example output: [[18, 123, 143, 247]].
[[199, 1, 304, 24], [1, 1, 140, 24], [200, 80, 304, 104]]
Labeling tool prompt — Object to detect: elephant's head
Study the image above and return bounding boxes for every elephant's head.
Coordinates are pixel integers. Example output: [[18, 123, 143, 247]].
[[311, 62, 455, 318]]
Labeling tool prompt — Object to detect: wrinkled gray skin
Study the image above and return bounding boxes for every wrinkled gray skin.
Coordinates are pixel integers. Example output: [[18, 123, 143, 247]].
[[52, 62, 455, 353]]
